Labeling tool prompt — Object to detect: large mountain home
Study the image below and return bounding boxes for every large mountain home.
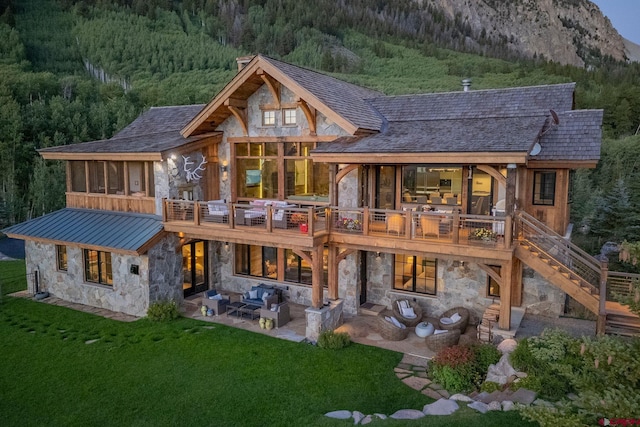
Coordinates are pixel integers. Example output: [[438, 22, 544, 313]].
[[5, 55, 638, 339]]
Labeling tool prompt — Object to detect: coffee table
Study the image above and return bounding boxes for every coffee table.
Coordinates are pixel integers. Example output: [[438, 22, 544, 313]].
[[226, 301, 246, 317], [237, 304, 261, 320]]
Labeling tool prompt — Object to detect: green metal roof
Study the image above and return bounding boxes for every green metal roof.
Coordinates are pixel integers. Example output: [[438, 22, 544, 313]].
[[2, 209, 164, 254]]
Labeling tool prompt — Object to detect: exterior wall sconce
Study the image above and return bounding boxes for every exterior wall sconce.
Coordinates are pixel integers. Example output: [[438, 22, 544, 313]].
[[220, 161, 229, 181], [224, 242, 230, 252]]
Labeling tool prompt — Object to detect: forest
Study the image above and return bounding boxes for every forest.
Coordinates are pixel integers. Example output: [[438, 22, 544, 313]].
[[1, 0, 639, 260]]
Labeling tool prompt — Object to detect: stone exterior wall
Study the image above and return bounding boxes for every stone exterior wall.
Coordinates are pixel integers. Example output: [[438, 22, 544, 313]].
[[147, 234, 183, 306], [25, 234, 184, 317], [364, 257, 565, 324], [154, 161, 170, 216]]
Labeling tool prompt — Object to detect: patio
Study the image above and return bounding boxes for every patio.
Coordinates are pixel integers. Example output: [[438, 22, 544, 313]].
[[183, 294, 524, 359]]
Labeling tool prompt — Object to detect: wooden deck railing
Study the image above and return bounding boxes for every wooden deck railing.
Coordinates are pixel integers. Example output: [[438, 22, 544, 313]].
[[163, 199, 327, 237], [163, 199, 511, 248]]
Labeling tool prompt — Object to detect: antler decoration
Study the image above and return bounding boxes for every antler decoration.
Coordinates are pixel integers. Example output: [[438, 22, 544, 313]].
[[182, 154, 207, 182]]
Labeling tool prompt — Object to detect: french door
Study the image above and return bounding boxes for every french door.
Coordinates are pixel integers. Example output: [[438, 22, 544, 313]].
[[182, 241, 208, 297]]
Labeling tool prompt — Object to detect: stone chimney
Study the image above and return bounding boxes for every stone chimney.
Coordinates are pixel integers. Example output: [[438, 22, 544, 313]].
[[462, 78, 472, 92], [236, 55, 255, 72]]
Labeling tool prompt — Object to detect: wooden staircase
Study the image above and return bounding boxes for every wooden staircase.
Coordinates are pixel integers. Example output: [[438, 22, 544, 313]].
[[514, 211, 640, 336]]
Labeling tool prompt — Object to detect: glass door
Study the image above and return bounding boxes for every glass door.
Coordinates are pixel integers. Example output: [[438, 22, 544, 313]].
[[375, 166, 396, 209], [182, 241, 208, 297]]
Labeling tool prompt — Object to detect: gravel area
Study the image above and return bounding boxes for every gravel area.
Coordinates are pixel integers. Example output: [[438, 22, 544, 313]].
[[515, 313, 597, 339]]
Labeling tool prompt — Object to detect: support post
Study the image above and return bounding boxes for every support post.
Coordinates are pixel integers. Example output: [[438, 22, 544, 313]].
[[596, 259, 608, 335], [311, 246, 323, 309], [498, 260, 513, 330], [328, 245, 339, 300]]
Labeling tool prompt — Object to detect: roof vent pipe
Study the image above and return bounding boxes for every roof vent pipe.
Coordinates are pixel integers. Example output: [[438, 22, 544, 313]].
[[462, 78, 471, 92]]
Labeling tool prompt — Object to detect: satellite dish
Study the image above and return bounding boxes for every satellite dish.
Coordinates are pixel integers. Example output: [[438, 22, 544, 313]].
[[530, 142, 541, 156], [550, 109, 559, 125]]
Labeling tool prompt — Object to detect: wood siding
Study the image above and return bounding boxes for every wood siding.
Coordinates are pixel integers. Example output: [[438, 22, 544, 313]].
[[66, 193, 156, 214]]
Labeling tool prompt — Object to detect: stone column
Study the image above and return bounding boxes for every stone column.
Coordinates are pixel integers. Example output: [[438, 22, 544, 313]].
[[305, 299, 344, 341]]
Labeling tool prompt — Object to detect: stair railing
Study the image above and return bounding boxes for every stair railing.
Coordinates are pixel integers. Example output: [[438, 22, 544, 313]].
[[514, 211, 602, 292]]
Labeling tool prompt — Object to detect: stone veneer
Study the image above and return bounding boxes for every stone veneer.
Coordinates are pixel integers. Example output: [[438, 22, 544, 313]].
[[25, 234, 182, 317], [306, 300, 344, 342]]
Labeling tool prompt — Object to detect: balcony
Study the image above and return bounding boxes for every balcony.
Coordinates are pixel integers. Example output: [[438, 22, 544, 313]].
[[162, 199, 512, 258]]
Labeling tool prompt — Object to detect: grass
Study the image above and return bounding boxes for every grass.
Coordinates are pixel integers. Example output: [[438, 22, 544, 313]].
[[0, 261, 534, 426]]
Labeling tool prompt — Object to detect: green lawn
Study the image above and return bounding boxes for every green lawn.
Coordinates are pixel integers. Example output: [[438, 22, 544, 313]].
[[0, 261, 534, 426]]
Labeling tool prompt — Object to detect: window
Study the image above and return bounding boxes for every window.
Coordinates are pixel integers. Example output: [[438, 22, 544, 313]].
[[568, 170, 575, 204], [283, 108, 296, 125], [235, 141, 328, 201], [56, 245, 67, 271], [84, 249, 113, 286], [107, 161, 124, 195], [394, 254, 436, 295], [488, 275, 500, 297], [401, 165, 462, 206], [533, 171, 556, 205], [235, 244, 277, 279], [128, 161, 146, 195], [284, 248, 328, 286], [70, 161, 86, 192], [262, 110, 276, 126], [88, 161, 105, 193]]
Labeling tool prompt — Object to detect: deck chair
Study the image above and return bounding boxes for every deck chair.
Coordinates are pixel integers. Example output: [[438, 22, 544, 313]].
[[431, 196, 442, 204], [386, 214, 404, 236], [420, 214, 440, 238]]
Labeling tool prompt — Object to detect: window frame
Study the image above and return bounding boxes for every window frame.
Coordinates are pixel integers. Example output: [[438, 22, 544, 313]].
[[56, 245, 68, 271], [262, 110, 276, 126], [282, 108, 297, 125], [533, 170, 556, 206], [393, 254, 437, 296], [83, 249, 113, 286]]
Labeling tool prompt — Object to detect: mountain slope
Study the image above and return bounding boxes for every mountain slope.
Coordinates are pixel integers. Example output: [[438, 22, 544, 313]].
[[425, 0, 628, 67]]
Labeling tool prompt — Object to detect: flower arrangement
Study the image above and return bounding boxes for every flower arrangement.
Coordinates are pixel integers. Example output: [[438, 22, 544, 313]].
[[340, 217, 362, 231], [290, 212, 308, 224], [472, 228, 496, 241]]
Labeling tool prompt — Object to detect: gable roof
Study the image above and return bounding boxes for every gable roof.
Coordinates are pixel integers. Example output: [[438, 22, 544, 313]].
[[182, 55, 383, 136], [312, 83, 601, 165], [2, 209, 164, 255], [39, 105, 214, 160]]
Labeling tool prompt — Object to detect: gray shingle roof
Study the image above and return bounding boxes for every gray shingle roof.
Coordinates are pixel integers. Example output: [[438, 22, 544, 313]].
[[535, 110, 603, 161], [38, 105, 207, 155], [315, 116, 546, 154], [261, 56, 384, 131], [367, 83, 575, 121], [2, 209, 163, 254]]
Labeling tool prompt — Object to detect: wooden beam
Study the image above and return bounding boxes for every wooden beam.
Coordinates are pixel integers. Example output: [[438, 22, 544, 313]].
[[478, 264, 502, 286], [336, 164, 359, 184], [477, 165, 506, 187], [328, 245, 339, 300], [227, 105, 248, 136], [311, 152, 528, 164], [511, 256, 522, 306], [228, 135, 337, 143], [260, 74, 280, 108], [336, 248, 356, 264], [297, 99, 316, 135], [224, 98, 248, 108], [311, 245, 323, 309], [499, 260, 513, 329], [40, 152, 164, 162], [329, 164, 337, 206]]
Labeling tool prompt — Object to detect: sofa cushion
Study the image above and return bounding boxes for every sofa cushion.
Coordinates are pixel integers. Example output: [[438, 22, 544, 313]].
[[249, 289, 258, 299]]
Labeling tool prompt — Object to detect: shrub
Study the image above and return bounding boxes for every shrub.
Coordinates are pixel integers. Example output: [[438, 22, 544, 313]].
[[317, 330, 351, 349], [480, 381, 501, 393], [429, 345, 479, 393], [472, 343, 501, 374], [147, 300, 180, 322], [510, 339, 542, 375]]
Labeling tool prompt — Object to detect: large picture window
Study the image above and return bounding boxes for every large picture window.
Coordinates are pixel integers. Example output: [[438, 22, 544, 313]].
[[235, 141, 328, 201], [235, 244, 278, 280], [394, 254, 436, 295], [401, 165, 462, 206], [70, 161, 86, 192], [83, 249, 112, 286], [533, 171, 556, 205]]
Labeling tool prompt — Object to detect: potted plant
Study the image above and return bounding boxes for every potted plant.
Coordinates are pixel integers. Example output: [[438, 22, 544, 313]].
[[291, 212, 308, 233], [339, 217, 362, 232], [472, 228, 496, 242]]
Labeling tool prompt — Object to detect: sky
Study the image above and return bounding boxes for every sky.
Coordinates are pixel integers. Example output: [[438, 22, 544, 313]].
[[590, 0, 640, 44]]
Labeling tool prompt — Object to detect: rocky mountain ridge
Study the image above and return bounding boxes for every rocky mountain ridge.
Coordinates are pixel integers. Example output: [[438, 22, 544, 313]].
[[424, 0, 636, 67]]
